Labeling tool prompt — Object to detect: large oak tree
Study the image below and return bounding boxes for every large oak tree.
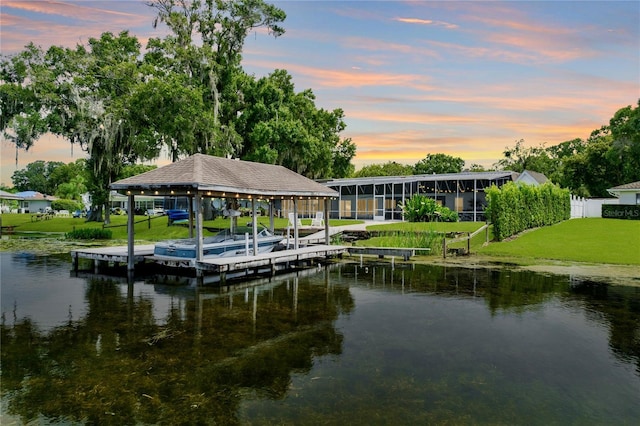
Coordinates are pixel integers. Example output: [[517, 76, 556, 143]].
[[2, 0, 356, 222]]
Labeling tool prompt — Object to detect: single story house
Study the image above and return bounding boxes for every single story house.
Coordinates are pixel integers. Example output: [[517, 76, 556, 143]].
[[319, 170, 548, 222], [14, 191, 57, 213], [607, 181, 640, 205]]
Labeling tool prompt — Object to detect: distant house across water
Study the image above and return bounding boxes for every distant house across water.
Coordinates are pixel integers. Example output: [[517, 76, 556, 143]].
[[14, 191, 57, 213]]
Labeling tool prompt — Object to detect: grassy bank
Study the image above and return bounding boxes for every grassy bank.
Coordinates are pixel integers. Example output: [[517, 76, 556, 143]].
[[357, 222, 487, 256], [477, 218, 640, 265], [363, 218, 639, 266]]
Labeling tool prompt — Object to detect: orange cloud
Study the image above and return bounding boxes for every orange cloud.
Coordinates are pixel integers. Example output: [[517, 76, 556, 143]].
[[347, 131, 506, 169], [245, 59, 435, 91]]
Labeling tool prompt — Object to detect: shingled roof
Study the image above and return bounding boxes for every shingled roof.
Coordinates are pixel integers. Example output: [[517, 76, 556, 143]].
[[609, 181, 640, 191], [110, 154, 338, 198]]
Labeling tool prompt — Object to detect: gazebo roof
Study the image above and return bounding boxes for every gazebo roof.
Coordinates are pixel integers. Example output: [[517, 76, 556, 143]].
[[110, 154, 338, 199]]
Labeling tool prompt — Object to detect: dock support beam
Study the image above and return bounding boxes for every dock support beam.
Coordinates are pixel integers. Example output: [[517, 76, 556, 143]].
[[72, 251, 79, 272], [195, 194, 204, 278], [324, 198, 330, 246], [252, 199, 258, 256], [293, 198, 299, 250], [127, 193, 135, 272]]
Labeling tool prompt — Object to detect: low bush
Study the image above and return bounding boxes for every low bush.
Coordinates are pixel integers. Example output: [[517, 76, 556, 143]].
[[52, 199, 83, 212], [66, 228, 112, 240]]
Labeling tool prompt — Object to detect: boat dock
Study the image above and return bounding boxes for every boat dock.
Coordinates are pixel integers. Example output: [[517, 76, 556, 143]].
[[71, 244, 349, 282], [69, 221, 425, 284]]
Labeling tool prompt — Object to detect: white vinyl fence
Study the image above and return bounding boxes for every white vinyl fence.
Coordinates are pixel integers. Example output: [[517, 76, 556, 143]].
[[570, 195, 618, 218]]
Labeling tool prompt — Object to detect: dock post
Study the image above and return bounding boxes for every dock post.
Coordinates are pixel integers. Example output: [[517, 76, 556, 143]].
[[293, 198, 299, 250], [72, 251, 78, 272], [324, 198, 330, 245], [443, 237, 447, 259], [252, 199, 259, 256], [127, 193, 135, 273]]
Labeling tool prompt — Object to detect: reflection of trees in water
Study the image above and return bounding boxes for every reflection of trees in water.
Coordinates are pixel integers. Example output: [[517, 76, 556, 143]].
[[338, 262, 559, 313], [569, 282, 640, 375], [1, 272, 353, 425], [338, 262, 640, 376]]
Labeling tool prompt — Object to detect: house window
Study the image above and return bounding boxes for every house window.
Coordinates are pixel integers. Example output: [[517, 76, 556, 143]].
[[636, 193, 640, 205]]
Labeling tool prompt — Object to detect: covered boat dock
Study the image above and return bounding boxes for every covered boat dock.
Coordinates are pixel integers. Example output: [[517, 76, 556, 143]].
[[105, 154, 341, 278]]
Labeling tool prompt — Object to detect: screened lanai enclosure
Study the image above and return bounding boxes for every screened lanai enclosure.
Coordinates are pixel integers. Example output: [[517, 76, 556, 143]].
[[318, 171, 522, 222]]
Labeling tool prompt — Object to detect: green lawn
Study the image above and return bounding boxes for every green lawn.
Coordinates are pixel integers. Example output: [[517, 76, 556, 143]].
[[477, 218, 640, 265]]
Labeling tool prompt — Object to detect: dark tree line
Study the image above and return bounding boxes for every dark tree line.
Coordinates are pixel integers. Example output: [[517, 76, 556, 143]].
[[494, 101, 640, 197], [353, 153, 467, 178]]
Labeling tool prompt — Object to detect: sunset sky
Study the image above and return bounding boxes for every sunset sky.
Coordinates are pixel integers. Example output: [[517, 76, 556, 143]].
[[1, 0, 639, 186]]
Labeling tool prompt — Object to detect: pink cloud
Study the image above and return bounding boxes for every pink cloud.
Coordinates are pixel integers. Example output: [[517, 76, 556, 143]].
[[393, 17, 459, 30], [3, 0, 142, 20], [1, 1, 156, 53], [342, 36, 440, 59]]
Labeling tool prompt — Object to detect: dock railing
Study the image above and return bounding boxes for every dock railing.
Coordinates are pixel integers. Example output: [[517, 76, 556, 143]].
[[442, 223, 490, 258]]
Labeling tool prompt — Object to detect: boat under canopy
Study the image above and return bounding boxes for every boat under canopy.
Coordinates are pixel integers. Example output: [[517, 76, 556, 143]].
[[155, 226, 284, 259]]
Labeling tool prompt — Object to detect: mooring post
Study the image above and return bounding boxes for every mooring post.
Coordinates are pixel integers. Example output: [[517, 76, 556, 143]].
[[72, 251, 78, 272], [443, 237, 447, 259]]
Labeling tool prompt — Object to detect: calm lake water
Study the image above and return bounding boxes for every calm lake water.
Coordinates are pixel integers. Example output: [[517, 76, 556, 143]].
[[1, 251, 639, 425]]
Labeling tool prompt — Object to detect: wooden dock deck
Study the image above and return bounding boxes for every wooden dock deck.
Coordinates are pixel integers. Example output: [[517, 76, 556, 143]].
[[198, 245, 347, 272], [70, 245, 155, 272], [347, 246, 430, 261]]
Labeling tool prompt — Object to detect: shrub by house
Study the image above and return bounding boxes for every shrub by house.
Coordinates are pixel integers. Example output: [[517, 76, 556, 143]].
[[401, 195, 459, 222]]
